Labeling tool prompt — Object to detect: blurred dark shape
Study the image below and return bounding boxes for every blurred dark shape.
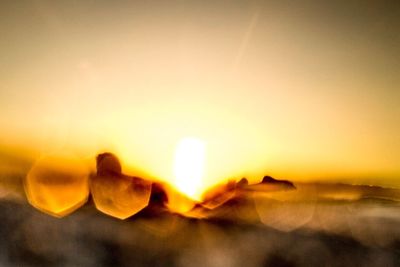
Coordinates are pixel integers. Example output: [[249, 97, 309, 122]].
[[96, 152, 122, 176], [148, 182, 168, 207], [261, 176, 295, 189], [3, 195, 400, 267], [245, 176, 296, 194], [90, 153, 152, 220], [237, 177, 249, 188], [24, 154, 89, 217], [188, 176, 300, 220], [138, 182, 169, 216], [201, 180, 237, 210], [187, 179, 261, 223], [5, 166, 400, 266], [200, 191, 261, 224], [263, 253, 296, 267]]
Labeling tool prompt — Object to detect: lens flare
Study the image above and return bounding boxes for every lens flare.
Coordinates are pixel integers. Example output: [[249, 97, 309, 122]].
[[173, 138, 205, 201]]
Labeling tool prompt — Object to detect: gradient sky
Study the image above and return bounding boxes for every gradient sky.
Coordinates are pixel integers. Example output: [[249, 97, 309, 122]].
[[1, 0, 399, 189]]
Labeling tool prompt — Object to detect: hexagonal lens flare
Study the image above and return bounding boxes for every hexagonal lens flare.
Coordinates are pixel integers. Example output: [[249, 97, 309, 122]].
[[24, 154, 90, 217]]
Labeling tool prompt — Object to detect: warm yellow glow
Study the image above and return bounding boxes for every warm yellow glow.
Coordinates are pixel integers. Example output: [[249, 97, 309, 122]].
[[1, 1, 400, 191], [24, 153, 89, 217], [173, 138, 205, 200]]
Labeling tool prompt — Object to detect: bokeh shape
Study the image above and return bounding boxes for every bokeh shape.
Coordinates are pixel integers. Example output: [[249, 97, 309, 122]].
[[90, 153, 152, 219], [24, 154, 90, 217]]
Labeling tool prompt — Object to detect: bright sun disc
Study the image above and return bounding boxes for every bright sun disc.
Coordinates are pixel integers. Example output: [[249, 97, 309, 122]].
[[173, 137, 206, 200]]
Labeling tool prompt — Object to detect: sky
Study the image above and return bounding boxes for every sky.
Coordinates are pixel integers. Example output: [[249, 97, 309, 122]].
[[0, 0, 399, 191]]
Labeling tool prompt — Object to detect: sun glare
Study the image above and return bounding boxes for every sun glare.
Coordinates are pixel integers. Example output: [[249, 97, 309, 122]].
[[173, 137, 206, 201]]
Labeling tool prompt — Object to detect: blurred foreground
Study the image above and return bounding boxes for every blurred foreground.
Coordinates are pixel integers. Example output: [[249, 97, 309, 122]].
[[1, 182, 400, 267], [1, 152, 400, 266]]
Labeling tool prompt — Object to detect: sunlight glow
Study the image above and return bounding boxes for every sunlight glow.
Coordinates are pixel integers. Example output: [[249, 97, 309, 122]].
[[173, 138, 206, 200]]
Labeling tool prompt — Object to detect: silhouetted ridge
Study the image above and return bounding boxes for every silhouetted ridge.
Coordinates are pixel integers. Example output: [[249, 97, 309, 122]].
[[261, 176, 295, 189], [237, 178, 249, 188]]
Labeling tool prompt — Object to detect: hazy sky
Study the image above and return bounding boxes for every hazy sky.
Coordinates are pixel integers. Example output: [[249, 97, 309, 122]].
[[1, 0, 399, 189]]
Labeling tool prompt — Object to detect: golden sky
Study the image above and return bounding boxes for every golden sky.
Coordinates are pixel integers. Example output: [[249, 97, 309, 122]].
[[1, 1, 399, 190]]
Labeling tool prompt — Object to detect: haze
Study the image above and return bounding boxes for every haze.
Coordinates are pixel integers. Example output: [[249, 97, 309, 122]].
[[0, 0, 399, 190]]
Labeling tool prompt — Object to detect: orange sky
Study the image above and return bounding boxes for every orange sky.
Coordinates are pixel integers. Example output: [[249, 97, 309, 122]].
[[0, 1, 399, 191]]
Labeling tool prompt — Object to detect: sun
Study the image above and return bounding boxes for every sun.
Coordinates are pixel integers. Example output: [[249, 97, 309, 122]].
[[173, 137, 206, 201]]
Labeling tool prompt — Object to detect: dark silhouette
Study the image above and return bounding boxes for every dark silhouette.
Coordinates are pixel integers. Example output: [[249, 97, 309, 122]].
[[261, 176, 295, 189]]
